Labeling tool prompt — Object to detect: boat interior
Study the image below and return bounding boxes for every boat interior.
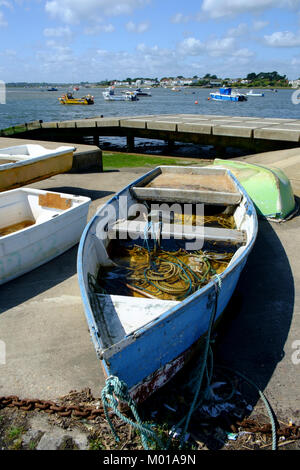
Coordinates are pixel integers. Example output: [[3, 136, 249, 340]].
[[85, 167, 255, 349], [0, 189, 79, 237], [0, 145, 45, 162], [0, 145, 74, 165]]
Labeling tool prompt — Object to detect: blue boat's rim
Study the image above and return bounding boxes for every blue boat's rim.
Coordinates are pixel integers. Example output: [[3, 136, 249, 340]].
[[77, 166, 258, 361]]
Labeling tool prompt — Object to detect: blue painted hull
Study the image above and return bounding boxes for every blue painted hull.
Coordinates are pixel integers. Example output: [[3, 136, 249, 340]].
[[210, 93, 247, 102], [77, 167, 257, 402]]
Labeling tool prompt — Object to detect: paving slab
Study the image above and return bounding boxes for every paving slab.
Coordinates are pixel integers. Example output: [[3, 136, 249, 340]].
[[177, 121, 212, 134], [254, 126, 300, 142], [146, 120, 178, 131]]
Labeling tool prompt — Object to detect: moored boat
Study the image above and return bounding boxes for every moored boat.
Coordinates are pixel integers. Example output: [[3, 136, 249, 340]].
[[246, 90, 264, 97], [0, 188, 90, 285], [210, 87, 247, 102], [77, 166, 257, 403], [214, 158, 297, 221], [58, 92, 94, 105], [103, 87, 138, 101], [0, 144, 75, 192], [134, 88, 152, 97]]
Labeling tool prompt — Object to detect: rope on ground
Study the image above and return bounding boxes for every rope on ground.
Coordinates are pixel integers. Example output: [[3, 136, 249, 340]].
[[101, 375, 164, 450]]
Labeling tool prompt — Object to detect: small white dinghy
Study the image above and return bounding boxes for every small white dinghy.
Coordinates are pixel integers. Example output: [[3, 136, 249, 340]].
[[0, 144, 75, 192], [0, 188, 90, 285]]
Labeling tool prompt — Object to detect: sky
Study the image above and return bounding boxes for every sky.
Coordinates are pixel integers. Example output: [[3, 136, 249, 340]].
[[0, 0, 300, 82]]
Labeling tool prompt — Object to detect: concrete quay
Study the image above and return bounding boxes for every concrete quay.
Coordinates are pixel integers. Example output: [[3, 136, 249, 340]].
[[4, 114, 300, 155], [0, 146, 299, 427]]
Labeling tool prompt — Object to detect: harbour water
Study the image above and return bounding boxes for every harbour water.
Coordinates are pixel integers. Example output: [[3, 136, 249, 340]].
[[1, 86, 299, 156], [1, 86, 299, 130]]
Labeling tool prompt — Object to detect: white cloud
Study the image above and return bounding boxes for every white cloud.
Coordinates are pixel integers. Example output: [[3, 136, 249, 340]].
[[0, 48, 16, 56], [84, 23, 115, 34], [232, 48, 254, 57], [264, 30, 300, 46], [0, 1, 12, 8], [177, 35, 238, 57], [0, 11, 7, 26], [170, 12, 190, 24], [45, 0, 150, 24], [126, 21, 149, 33], [177, 37, 205, 56], [253, 20, 269, 30], [43, 26, 72, 38], [201, 0, 300, 18], [227, 23, 248, 37], [206, 37, 236, 56]]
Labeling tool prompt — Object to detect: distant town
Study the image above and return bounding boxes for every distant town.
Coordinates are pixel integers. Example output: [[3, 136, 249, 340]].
[[5, 71, 300, 89]]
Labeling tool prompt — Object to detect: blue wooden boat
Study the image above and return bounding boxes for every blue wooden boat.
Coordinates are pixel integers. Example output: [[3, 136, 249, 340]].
[[77, 166, 257, 403], [210, 87, 247, 102]]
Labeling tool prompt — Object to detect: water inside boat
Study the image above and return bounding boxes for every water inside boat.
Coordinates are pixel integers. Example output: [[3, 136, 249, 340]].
[[0, 159, 16, 165], [0, 219, 35, 237], [96, 203, 239, 302]]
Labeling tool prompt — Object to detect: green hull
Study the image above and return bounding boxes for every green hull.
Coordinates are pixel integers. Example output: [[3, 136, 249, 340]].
[[214, 159, 296, 221]]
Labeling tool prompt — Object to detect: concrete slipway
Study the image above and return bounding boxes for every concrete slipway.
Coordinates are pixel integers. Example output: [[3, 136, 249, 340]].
[[0, 144, 299, 425]]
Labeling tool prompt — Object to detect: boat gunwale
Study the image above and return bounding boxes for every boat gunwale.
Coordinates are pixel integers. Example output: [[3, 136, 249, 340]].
[[0, 146, 75, 171], [77, 166, 258, 360]]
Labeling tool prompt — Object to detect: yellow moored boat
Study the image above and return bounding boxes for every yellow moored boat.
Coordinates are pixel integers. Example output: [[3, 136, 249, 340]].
[[58, 92, 94, 105]]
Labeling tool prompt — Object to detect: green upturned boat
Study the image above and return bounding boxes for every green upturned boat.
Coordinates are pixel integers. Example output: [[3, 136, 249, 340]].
[[213, 159, 297, 221]]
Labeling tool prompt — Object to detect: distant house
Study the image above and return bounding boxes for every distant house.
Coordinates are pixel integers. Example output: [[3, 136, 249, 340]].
[[289, 79, 300, 88], [228, 78, 240, 84], [209, 80, 222, 86]]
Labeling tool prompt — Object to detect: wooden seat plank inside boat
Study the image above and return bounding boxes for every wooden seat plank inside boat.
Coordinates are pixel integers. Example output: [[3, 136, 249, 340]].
[[108, 219, 246, 245], [131, 166, 242, 205], [131, 187, 241, 205], [145, 172, 238, 193]]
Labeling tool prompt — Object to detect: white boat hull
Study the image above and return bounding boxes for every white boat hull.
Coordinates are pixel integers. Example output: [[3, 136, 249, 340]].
[[0, 188, 90, 284], [0, 145, 75, 192]]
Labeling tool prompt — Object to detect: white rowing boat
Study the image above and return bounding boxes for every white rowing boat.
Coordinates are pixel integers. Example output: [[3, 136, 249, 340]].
[[0, 188, 90, 284], [0, 144, 75, 192], [77, 166, 257, 403]]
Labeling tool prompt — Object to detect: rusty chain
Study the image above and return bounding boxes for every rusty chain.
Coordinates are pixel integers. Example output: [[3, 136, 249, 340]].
[[1, 395, 299, 440], [235, 418, 300, 439], [0, 395, 108, 420]]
